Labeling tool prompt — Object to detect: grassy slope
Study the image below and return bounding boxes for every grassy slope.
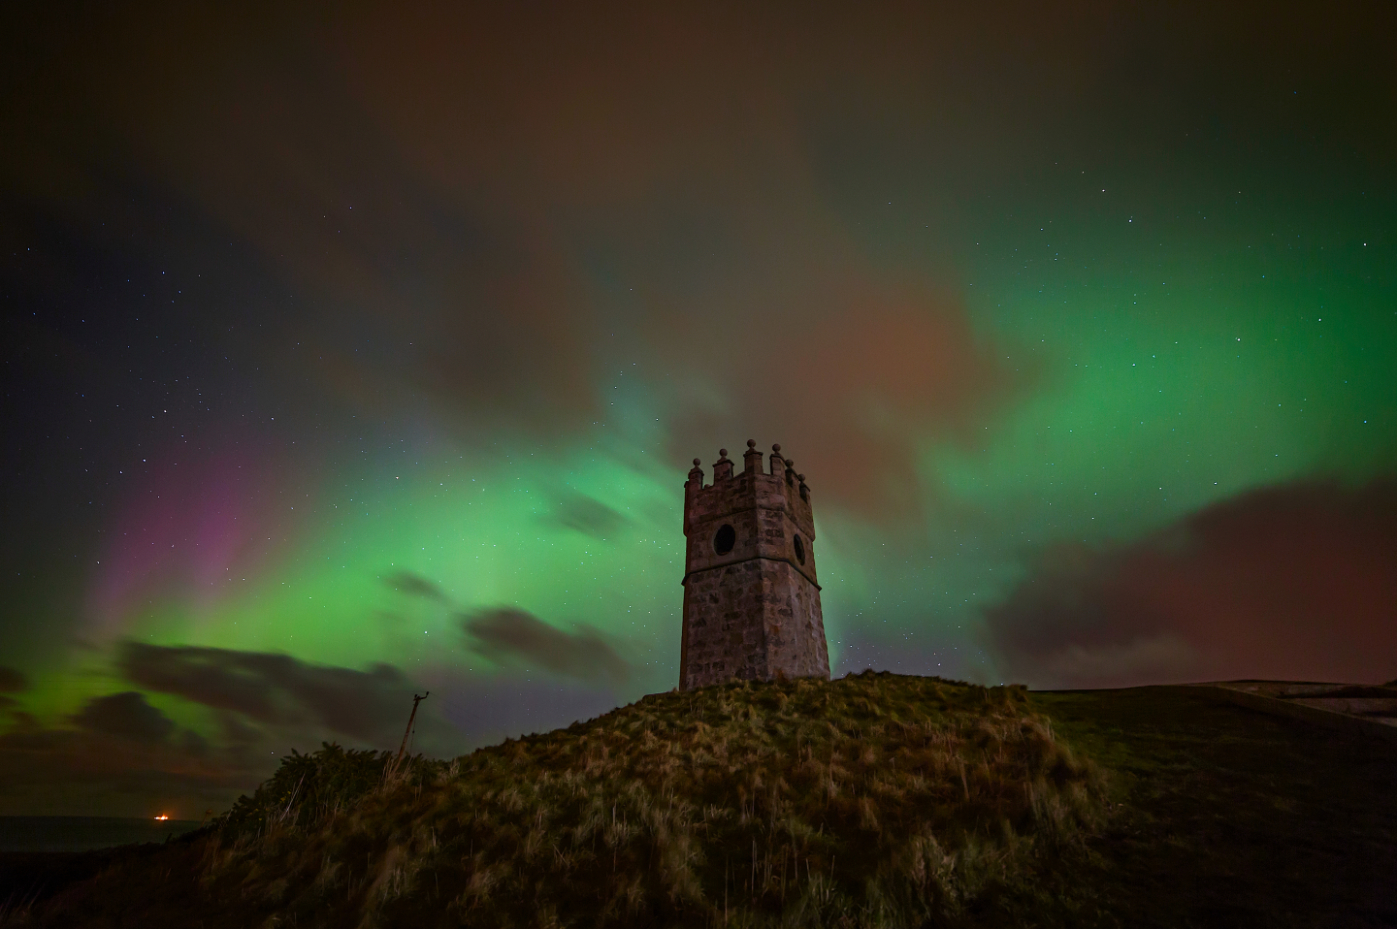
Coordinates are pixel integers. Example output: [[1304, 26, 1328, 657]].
[[12, 679, 1397, 928], [22, 674, 1104, 928]]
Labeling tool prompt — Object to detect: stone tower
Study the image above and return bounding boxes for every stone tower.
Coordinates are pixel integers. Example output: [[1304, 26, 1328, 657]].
[[679, 440, 829, 690]]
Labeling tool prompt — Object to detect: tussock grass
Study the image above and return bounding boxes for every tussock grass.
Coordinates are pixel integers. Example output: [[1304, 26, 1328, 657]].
[[32, 673, 1108, 928]]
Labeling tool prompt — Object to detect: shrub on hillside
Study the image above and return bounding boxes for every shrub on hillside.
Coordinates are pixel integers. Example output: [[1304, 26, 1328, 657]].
[[217, 743, 441, 837]]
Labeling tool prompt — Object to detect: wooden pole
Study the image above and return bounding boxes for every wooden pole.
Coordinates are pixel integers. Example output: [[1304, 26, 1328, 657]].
[[393, 691, 429, 772]]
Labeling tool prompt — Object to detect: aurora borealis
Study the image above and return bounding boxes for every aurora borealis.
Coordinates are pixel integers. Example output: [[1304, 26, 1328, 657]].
[[2, 3, 1395, 816]]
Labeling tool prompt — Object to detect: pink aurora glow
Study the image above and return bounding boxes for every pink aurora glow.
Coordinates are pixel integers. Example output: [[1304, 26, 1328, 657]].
[[86, 446, 304, 637]]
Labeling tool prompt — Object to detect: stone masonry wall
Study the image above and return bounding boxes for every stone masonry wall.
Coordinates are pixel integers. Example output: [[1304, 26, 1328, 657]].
[[679, 444, 829, 690], [680, 560, 770, 688], [759, 561, 829, 681]]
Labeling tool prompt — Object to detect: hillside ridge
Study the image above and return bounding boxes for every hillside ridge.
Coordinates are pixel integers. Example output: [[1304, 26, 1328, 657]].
[[28, 672, 1107, 928]]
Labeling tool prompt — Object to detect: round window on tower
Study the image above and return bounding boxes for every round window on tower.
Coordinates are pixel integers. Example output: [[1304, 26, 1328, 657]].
[[793, 534, 806, 564], [713, 524, 736, 555]]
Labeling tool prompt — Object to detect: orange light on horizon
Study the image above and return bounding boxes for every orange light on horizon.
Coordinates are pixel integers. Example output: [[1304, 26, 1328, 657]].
[[154, 814, 169, 821]]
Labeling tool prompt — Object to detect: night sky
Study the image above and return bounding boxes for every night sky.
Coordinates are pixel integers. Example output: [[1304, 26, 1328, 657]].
[[2, 3, 1394, 816]]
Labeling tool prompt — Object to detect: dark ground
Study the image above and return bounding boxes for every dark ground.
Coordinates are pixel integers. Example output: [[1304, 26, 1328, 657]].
[[3, 685, 1395, 927], [1, 847, 143, 916], [1016, 686, 1397, 928]]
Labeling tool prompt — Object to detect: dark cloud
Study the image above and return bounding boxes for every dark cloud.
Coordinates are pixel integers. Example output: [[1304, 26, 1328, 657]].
[[0, 666, 28, 693], [0, 639, 491, 816], [661, 289, 1024, 517], [26, 3, 1390, 524], [985, 478, 1397, 689], [17, 2, 1379, 507], [70, 691, 176, 743], [214, 708, 265, 748], [118, 642, 456, 750], [385, 571, 449, 602], [0, 720, 257, 818], [462, 608, 630, 685], [545, 490, 629, 540], [0, 3, 1041, 518], [1, 692, 251, 817]]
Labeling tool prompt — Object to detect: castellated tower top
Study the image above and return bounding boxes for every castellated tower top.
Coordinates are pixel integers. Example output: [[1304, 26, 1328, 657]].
[[678, 439, 829, 690]]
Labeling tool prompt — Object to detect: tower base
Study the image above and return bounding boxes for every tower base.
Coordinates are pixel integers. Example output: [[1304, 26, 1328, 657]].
[[680, 558, 828, 691]]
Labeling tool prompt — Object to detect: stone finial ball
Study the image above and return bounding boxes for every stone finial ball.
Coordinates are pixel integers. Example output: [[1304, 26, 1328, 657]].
[[798, 474, 806, 481], [772, 443, 781, 452], [719, 448, 728, 457], [692, 458, 701, 466], [747, 439, 756, 448]]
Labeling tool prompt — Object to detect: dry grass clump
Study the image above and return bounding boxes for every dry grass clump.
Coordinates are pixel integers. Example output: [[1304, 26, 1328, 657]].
[[37, 673, 1108, 928]]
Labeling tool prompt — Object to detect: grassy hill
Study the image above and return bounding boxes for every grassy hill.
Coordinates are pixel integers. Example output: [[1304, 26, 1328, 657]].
[[13, 673, 1106, 928], [9, 674, 1397, 927]]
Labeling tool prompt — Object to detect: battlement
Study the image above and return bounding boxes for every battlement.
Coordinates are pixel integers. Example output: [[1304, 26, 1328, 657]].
[[683, 440, 817, 589], [679, 439, 829, 690]]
